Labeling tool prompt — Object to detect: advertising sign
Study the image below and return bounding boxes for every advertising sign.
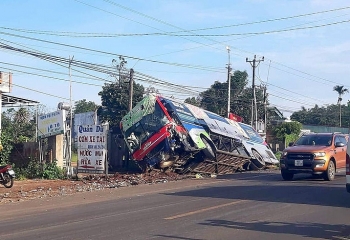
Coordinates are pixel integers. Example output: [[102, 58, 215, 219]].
[[77, 124, 107, 172], [37, 110, 66, 138], [73, 111, 99, 144], [0, 72, 12, 93]]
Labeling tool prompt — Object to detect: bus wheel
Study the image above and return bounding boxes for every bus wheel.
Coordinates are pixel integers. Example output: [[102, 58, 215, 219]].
[[251, 150, 265, 169], [201, 138, 215, 159]]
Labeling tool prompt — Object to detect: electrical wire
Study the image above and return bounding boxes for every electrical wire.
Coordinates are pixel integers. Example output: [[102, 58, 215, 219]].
[[0, 31, 223, 72], [5, 4, 349, 36], [4, 18, 349, 37]]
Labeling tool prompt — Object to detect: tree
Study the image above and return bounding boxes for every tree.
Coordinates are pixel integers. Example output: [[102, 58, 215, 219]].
[[273, 121, 302, 147], [333, 85, 349, 127], [200, 70, 251, 118], [200, 80, 227, 115], [186, 70, 266, 125], [74, 99, 99, 114], [290, 104, 347, 127], [184, 96, 201, 107], [231, 85, 265, 124], [98, 81, 144, 127], [0, 107, 37, 163]]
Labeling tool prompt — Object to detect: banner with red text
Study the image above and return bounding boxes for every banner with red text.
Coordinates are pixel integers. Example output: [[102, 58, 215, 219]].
[[77, 124, 107, 172]]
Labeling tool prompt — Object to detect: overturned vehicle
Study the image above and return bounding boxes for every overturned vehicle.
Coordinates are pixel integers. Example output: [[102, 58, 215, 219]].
[[120, 94, 251, 175]]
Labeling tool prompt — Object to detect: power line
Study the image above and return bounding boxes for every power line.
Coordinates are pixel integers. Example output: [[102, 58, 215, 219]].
[[74, 0, 228, 54], [0, 31, 223, 72], [25, 3, 340, 37], [5, 18, 348, 37], [0, 41, 213, 98], [0, 28, 342, 112], [0, 66, 104, 87], [0, 60, 111, 83]]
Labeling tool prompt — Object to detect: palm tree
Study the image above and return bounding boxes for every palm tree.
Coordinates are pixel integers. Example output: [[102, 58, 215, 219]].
[[333, 85, 349, 127]]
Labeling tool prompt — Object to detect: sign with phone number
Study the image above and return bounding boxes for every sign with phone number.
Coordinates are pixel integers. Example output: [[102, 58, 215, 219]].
[[37, 110, 66, 138]]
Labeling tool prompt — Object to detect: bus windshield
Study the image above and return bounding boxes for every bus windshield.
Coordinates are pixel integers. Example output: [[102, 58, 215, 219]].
[[124, 102, 169, 152], [238, 123, 264, 144]]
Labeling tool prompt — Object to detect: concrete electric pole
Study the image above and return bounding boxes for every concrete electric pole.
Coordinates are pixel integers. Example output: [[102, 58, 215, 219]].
[[129, 68, 134, 111], [68, 55, 74, 177], [226, 46, 232, 118], [246, 55, 264, 130]]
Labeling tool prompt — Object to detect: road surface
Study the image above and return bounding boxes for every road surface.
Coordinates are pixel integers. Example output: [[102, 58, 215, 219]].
[[0, 170, 349, 240]]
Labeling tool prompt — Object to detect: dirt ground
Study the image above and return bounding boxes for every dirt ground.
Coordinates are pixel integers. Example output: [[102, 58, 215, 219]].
[[0, 171, 192, 204]]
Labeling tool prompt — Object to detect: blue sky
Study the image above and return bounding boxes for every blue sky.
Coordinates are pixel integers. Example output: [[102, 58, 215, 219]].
[[0, 0, 349, 118]]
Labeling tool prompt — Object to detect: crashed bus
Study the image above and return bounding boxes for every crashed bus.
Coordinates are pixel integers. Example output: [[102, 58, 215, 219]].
[[120, 94, 251, 174], [185, 104, 278, 170], [227, 120, 279, 169]]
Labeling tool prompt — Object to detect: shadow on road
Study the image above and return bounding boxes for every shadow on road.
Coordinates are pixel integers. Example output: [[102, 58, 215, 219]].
[[217, 170, 345, 182], [154, 235, 204, 240], [164, 178, 350, 208], [200, 220, 350, 240]]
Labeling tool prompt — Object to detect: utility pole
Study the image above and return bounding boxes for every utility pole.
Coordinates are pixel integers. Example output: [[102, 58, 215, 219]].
[[340, 104, 341, 127], [226, 46, 232, 118], [112, 57, 134, 170], [129, 68, 134, 111], [246, 55, 264, 130], [263, 86, 267, 140], [68, 55, 74, 177]]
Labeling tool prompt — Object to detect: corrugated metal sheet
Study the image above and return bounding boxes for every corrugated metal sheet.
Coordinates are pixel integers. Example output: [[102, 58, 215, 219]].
[[302, 125, 350, 134]]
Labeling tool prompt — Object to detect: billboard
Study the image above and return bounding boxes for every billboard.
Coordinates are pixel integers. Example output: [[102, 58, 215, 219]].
[[73, 111, 99, 144], [37, 110, 66, 138], [0, 72, 12, 93], [77, 124, 107, 172]]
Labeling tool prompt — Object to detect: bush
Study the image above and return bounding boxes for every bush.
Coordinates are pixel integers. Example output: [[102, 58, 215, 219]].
[[13, 158, 65, 180], [274, 151, 282, 160], [42, 161, 65, 179]]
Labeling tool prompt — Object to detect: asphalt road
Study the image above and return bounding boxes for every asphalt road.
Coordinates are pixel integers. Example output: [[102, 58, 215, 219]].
[[0, 170, 349, 240]]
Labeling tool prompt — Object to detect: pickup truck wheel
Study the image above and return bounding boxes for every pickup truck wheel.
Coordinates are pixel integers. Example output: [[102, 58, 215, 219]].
[[323, 160, 335, 181], [281, 170, 294, 181]]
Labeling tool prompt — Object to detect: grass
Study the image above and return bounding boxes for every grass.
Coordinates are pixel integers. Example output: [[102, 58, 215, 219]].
[[72, 152, 78, 163]]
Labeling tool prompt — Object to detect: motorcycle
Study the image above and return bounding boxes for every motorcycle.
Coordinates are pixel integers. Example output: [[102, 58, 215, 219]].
[[0, 165, 15, 188]]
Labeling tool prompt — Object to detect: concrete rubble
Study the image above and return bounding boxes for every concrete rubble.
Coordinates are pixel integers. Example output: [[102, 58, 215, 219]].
[[0, 171, 194, 204]]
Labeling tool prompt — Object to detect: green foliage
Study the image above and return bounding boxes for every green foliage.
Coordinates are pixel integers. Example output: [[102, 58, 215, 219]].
[[98, 81, 144, 127], [285, 133, 300, 147], [1, 107, 38, 164], [72, 151, 78, 162], [74, 99, 99, 114], [0, 128, 14, 164], [273, 122, 302, 141], [333, 85, 349, 101], [198, 70, 265, 122], [232, 86, 265, 124], [184, 96, 201, 106], [42, 161, 65, 179], [274, 151, 282, 160], [200, 80, 228, 115], [13, 158, 65, 180], [291, 103, 350, 127]]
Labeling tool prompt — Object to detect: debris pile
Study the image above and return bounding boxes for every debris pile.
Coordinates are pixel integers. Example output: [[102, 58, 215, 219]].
[[0, 171, 193, 204]]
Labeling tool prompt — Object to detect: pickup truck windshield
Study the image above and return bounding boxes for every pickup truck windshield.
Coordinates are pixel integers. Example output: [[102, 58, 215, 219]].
[[294, 135, 332, 146]]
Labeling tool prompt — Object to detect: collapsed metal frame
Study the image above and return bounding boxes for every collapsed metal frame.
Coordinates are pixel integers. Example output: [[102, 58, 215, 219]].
[[183, 133, 251, 175]]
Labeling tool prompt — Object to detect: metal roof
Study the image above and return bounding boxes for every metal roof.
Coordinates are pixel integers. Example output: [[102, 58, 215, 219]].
[[1, 94, 39, 107]]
